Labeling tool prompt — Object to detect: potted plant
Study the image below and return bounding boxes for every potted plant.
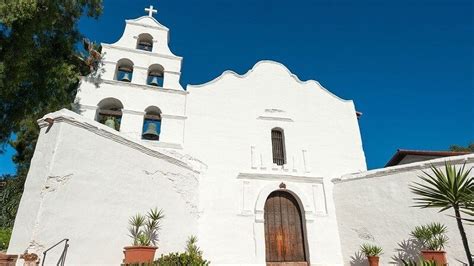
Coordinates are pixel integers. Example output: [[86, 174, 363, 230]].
[[410, 222, 448, 265], [360, 243, 383, 266], [123, 208, 165, 264]]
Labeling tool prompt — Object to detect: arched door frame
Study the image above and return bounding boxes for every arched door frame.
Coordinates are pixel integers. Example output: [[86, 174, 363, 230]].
[[253, 183, 316, 264]]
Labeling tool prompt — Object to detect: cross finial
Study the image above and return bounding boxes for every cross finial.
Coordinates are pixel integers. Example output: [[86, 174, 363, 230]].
[[145, 5, 157, 17]]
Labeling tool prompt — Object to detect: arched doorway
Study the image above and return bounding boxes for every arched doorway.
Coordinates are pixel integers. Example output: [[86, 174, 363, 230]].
[[264, 191, 307, 265]]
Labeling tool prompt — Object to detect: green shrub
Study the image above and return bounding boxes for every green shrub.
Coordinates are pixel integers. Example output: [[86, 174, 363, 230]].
[[157, 252, 209, 266], [0, 227, 12, 251], [157, 236, 209, 266]]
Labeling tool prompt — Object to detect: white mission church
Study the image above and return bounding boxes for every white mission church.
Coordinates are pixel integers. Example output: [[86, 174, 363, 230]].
[[7, 6, 473, 266]]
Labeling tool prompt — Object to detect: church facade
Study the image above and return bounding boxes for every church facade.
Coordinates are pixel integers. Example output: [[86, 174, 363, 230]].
[[7, 9, 473, 266]]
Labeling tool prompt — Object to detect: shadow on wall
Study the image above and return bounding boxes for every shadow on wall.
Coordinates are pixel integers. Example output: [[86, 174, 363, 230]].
[[391, 239, 422, 264], [350, 251, 367, 266], [351, 239, 422, 266]]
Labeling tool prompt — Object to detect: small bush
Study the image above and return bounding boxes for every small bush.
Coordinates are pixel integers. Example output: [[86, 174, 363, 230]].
[[157, 236, 209, 266], [157, 252, 209, 266], [0, 227, 12, 251]]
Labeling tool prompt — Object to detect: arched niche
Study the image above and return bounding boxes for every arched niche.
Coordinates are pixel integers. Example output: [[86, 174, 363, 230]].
[[96, 98, 124, 131], [115, 58, 134, 82], [147, 64, 164, 87], [142, 106, 162, 141], [136, 33, 153, 52]]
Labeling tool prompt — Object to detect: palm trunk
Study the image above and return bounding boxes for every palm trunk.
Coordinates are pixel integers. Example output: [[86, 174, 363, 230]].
[[454, 207, 473, 266]]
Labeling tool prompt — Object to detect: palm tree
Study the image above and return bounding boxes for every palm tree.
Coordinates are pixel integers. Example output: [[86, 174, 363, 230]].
[[410, 162, 473, 266]]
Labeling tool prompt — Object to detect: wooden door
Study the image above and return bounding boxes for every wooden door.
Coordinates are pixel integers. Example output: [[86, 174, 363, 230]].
[[264, 191, 307, 265]]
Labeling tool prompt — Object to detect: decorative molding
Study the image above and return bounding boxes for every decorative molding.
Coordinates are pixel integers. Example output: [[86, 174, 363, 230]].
[[164, 70, 181, 75], [333, 154, 474, 184], [237, 172, 323, 183], [76, 104, 185, 120], [254, 183, 316, 223], [101, 44, 182, 61], [102, 61, 182, 76], [126, 16, 169, 31], [122, 109, 145, 115], [37, 109, 198, 173], [161, 114, 187, 120], [141, 139, 183, 150], [187, 60, 353, 103], [257, 116, 294, 122], [77, 104, 97, 111], [100, 79, 187, 95], [127, 21, 167, 31]]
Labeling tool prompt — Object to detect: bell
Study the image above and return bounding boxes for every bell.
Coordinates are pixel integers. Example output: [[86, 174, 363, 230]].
[[120, 72, 131, 82], [149, 76, 160, 86], [142, 122, 160, 140], [104, 117, 116, 130]]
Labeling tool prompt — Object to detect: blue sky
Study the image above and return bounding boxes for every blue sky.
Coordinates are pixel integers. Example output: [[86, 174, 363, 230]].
[[1, 0, 472, 174]]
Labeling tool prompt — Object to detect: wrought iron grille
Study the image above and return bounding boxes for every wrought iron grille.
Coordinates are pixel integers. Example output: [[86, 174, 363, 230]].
[[271, 129, 285, 166]]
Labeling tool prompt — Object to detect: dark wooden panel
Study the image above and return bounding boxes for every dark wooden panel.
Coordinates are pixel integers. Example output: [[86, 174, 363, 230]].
[[264, 191, 307, 263]]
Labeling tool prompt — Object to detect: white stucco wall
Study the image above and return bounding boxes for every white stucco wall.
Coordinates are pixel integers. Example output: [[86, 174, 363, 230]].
[[8, 110, 204, 265], [184, 61, 367, 265], [333, 154, 474, 266]]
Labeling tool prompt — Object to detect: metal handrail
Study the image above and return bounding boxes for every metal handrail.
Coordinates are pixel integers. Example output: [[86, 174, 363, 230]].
[[42, 238, 69, 266]]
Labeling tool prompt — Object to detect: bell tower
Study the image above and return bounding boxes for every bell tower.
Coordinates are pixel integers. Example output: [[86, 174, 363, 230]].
[[75, 5, 187, 149]]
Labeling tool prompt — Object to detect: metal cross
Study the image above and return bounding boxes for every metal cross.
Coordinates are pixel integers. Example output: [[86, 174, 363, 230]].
[[145, 5, 157, 17]]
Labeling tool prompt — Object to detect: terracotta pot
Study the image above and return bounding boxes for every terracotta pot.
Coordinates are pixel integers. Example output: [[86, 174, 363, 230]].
[[0, 253, 18, 266], [421, 250, 447, 265], [123, 246, 157, 264], [367, 256, 379, 266]]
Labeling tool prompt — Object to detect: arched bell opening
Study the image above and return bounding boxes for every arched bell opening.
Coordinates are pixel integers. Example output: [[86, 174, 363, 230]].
[[147, 64, 164, 87], [264, 190, 308, 264], [96, 98, 123, 131], [115, 58, 134, 82], [136, 33, 153, 52], [142, 106, 161, 141]]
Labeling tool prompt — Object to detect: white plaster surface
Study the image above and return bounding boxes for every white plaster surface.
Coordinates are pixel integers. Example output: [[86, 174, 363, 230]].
[[184, 60, 367, 265], [8, 110, 203, 265], [333, 154, 474, 266]]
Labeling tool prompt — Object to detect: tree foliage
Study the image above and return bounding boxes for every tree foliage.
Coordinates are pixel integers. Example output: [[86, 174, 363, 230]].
[[450, 143, 474, 152], [0, 0, 103, 230]]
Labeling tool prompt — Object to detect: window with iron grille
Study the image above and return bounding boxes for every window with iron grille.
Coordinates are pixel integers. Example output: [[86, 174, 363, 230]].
[[271, 128, 286, 166]]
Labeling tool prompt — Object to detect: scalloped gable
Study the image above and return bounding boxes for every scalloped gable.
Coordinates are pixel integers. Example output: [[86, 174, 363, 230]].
[[125, 16, 169, 31], [187, 60, 350, 103]]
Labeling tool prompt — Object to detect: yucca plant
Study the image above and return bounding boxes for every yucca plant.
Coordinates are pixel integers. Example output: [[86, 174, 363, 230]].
[[128, 208, 165, 246], [410, 162, 473, 266], [360, 243, 383, 257], [410, 223, 448, 251]]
